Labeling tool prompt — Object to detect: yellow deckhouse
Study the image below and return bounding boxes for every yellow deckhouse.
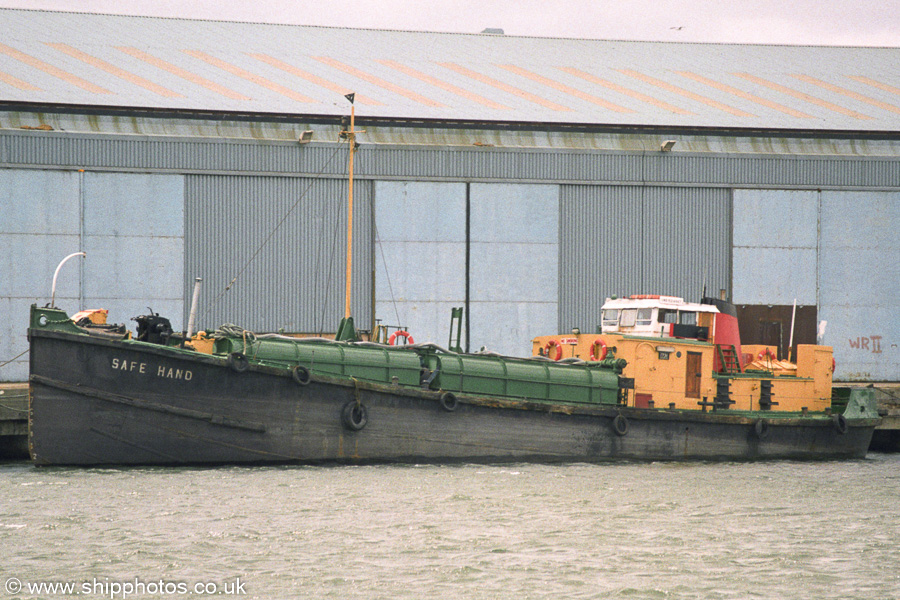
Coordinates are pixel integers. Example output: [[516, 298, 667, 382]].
[[533, 295, 836, 414]]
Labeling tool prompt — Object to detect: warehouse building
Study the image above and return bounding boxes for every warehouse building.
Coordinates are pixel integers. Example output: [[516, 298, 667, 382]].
[[0, 8, 898, 382]]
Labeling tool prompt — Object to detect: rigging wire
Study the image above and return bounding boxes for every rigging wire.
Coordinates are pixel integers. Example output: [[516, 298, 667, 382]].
[[373, 220, 402, 330], [0, 348, 29, 368], [316, 164, 351, 335], [200, 143, 345, 326]]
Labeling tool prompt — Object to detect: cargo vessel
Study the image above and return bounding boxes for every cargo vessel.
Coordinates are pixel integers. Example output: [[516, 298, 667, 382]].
[[25, 95, 878, 466], [27, 294, 877, 466]]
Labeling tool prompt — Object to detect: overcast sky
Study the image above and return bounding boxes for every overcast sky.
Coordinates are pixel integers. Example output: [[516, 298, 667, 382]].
[[0, 0, 897, 47]]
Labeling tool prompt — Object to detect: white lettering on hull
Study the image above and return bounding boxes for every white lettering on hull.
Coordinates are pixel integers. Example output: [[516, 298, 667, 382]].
[[156, 366, 193, 381], [110, 357, 192, 381]]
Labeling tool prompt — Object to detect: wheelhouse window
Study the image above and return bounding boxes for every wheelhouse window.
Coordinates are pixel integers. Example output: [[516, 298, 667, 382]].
[[659, 309, 677, 324], [636, 308, 653, 326], [679, 311, 697, 325], [601, 309, 619, 326], [620, 309, 637, 327]]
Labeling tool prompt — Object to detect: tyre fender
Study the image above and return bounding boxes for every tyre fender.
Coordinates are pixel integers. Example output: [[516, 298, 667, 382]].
[[439, 392, 458, 412], [227, 352, 249, 373], [292, 365, 311, 386], [342, 402, 368, 431], [832, 413, 848, 435], [612, 414, 629, 436]]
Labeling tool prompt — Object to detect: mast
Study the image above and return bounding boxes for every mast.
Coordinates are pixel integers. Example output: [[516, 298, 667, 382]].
[[335, 92, 359, 341], [343, 92, 357, 319]]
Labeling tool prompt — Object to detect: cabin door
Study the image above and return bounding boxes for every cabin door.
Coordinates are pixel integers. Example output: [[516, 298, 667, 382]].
[[685, 352, 702, 399]]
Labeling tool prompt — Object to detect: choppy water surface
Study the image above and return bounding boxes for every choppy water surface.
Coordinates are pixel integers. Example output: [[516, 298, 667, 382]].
[[2, 455, 898, 600]]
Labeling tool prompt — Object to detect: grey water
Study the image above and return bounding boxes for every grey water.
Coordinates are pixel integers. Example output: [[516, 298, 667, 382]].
[[2, 455, 898, 600]]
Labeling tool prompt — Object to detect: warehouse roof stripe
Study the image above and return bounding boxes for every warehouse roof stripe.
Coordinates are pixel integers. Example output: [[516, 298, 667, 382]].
[[0, 8, 898, 132]]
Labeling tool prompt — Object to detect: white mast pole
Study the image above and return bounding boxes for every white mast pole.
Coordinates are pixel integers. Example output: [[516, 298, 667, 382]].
[[788, 298, 797, 362], [186, 277, 203, 338]]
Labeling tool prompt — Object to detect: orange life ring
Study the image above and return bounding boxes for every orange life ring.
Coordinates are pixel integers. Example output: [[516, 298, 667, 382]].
[[388, 330, 414, 345], [543, 339, 562, 361], [590, 339, 608, 361], [757, 348, 777, 362]]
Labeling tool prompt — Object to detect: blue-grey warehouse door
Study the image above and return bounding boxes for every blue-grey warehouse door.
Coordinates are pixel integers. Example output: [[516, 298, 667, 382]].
[[374, 181, 558, 356]]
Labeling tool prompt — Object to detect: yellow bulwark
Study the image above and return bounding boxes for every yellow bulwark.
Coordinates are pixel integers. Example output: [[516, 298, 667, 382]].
[[532, 333, 834, 413]]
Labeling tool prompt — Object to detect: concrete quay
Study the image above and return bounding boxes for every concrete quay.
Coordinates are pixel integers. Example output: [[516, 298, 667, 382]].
[[865, 383, 900, 452], [0, 383, 28, 459]]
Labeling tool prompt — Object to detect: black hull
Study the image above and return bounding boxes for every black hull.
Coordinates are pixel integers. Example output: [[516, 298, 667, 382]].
[[29, 329, 876, 466]]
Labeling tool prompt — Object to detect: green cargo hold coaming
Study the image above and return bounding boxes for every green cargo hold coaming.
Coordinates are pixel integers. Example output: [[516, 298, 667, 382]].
[[214, 337, 424, 387], [426, 353, 620, 405], [214, 336, 621, 406]]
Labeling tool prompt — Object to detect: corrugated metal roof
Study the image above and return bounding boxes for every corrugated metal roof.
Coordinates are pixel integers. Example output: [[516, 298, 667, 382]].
[[1, 8, 899, 132]]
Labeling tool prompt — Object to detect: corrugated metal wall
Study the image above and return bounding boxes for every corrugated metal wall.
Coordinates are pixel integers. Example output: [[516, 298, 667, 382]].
[[3, 131, 898, 188], [185, 174, 372, 333], [1, 168, 183, 381], [2, 130, 898, 381], [1, 132, 351, 178], [560, 185, 731, 333]]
